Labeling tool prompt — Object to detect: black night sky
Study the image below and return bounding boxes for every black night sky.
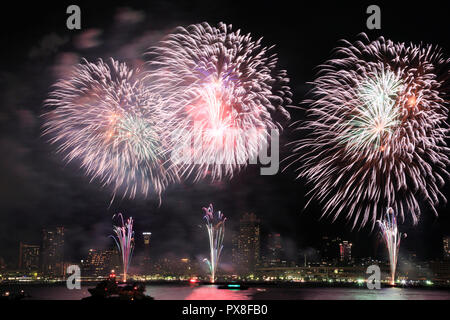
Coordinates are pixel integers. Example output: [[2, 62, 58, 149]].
[[0, 1, 449, 270]]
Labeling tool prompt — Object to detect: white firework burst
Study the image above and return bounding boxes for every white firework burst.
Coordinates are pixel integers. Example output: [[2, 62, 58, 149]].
[[144, 22, 292, 182], [290, 34, 450, 228], [43, 58, 178, 200]]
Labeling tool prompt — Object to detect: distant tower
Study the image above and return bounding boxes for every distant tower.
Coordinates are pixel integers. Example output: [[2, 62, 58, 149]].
[[82, 249, 104, 277], [41, 226, 65, 277], [82, 248, 120, 277], [0, 257, 5, 271], [233, 213, 260, 274], [19, 242, 40, 271], [339, 241, 352, 263], [443, 236, 450, 260], [142, 232, 152, 273], [320, 236, 331, 262], [107, 248, 120, 271], [266, 233, 282, 266], [82, 248, 119, 277], [321, 237, 341, 263]]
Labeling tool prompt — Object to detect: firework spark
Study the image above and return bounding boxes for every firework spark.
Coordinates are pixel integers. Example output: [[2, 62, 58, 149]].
[[110, 213, 134, 283], [145, 22, 292, 182], [289, 34, 450, 228], [43, 58, 177, 200], [203, 204, 226, 283], [378, 208, 406, 285]]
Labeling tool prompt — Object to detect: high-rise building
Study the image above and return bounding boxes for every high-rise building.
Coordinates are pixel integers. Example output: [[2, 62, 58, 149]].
[[320, 237, 341, 263], [233, 213, 260, 274], [82, 249, 104, 277], [105, 248, 120, 273], [143, 232, 152, 247], [266, 233, 283, 266], [41, 227, 65, 277], [142, 232, 152, 273], [151, 256, 198, 277], [339, 241, 352, 263], [82, 248, 119, 277], [0, 257, 5, 271], [19, 242, 40, 271], [443, 236, 450, 260], [320, 236, 331, 260]]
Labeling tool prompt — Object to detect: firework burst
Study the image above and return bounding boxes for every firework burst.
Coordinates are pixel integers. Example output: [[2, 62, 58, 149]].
[[290, 34, 450, 228], [110, 213, 134, 283], [378, 208, 406, 285], [43, 58, 177, 200], [145, 22, 292, 181], [203, 204, 226, 283]]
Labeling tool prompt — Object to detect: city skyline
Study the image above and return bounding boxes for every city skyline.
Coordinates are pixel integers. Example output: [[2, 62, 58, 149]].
[[5, 212, 450, 279]]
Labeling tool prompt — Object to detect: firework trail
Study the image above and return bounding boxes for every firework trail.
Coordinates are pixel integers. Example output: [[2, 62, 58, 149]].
[[203, 204, 226, 283], [289, 33, 450, 228], [145, 22, 292, 182], [378, 208, 406, 285], [43, 58, 177, 200], [110, 213, 134, 283]]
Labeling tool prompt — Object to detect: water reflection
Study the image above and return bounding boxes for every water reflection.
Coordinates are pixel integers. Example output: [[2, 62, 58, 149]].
[[251, 287, 450, 300], [144, 285, 252, 300], [184, 285, 253, 300], [2, 284, 449, 300]]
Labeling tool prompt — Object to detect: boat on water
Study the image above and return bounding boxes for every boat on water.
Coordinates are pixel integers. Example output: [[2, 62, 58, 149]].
[[217, 283, 249, 290], [0, 290, 31, 301], [83, 276, 154, 301]]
